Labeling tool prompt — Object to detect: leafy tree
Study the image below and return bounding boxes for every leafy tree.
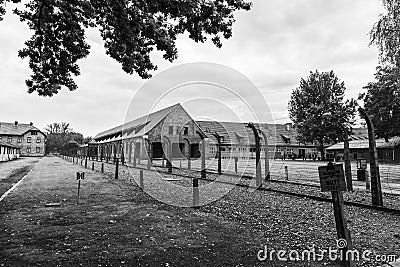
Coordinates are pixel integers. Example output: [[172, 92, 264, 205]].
[[45, 122, 84, 153], [288, 70, 357, 160], [45, 122, 72, 134], [370, 0, 400, 65], [0, 0, 251, 96], [359, 64, 400, 141]]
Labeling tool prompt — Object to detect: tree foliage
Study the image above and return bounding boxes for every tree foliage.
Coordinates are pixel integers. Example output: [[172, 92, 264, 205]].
[[45, 122, 72, 134], [0, 0, 251, 96], [359, 64, 400, 141], [45, 122, 85, 153], [370, 0, 400, 65], [288, 70, 357, 159]]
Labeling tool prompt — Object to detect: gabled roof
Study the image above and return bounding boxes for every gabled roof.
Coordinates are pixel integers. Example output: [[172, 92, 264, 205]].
[[0, 122, 45, 136], [94, 104, 181, 140], [327, 137, 400, 150]]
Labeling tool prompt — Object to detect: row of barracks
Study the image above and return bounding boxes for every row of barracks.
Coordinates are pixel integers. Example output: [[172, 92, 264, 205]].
[[84, 103, 320, 163]]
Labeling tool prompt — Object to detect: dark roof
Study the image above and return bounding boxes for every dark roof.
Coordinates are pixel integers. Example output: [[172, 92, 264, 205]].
[[0, 140, 20, 149], [327, 137, 400, 150], [94, 103, 183, 141], [195, 121, 304, 146], [0, 122, 45, 136]]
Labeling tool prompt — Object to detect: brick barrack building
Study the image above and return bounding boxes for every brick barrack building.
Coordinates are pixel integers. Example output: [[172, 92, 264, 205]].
[[0, 121, 46, 158], [91, 103, 320, 162]]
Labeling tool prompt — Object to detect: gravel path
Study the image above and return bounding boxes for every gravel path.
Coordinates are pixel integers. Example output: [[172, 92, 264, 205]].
[[60, 156, 400, 266]]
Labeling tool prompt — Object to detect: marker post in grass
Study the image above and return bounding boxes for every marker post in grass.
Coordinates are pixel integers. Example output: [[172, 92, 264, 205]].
[[193, 178, 199, 208], [76, 171, 85, 204], [139, 170, 144, 189]]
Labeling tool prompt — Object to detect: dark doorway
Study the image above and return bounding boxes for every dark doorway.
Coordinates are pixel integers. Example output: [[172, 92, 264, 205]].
[[190, 143, 200, 159], [298, 149, 305, 158], [152, 142, 164, 158]]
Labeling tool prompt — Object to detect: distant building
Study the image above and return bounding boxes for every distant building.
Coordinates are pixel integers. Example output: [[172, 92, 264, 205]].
[[326, 137, 400, 163], [196, 121, 318, 159], [91, 103, 320, 162], [0, 121, 46, 157]]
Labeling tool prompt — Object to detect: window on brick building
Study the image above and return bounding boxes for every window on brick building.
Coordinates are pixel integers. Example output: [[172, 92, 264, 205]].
[[31, 131, 37, 135], [7, 136, 12, 143], [27, 147, 31, 153], [27, 137, 31, 143], [183, 127, 189, 135], [36, 147, 41, 153], [37, 137, 41, 143], [17, 137, 22, 143]]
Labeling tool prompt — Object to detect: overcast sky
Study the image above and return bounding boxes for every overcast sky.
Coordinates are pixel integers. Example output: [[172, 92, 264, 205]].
[[0, 0, 383, 137]]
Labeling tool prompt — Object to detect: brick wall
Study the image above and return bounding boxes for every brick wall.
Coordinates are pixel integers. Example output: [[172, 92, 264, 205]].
[[0, 131, 46, 157]]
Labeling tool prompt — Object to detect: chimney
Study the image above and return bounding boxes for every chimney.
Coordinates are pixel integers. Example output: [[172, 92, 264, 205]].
[[14, 121, 18, 126], [30, 122, 33, 126]]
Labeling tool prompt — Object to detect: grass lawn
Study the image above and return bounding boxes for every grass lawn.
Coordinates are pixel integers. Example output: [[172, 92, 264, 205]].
[[0, 156, 399, 266]]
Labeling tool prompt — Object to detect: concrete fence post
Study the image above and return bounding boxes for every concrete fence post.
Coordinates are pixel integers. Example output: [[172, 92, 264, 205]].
[[234, 157, 238, 174], [285, 166, 289, 180], [193, 178, 199, 208], [139, 170, 144, 189], [115, 158, 119, 180]]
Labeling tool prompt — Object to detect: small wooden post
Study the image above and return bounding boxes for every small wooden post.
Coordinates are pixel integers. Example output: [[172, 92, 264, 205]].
[[92, 162, 94, 171], [319, 162, 355, 267], [85, 157, 88, 168], [193, 178, 199, 208], [77, 179, 81, 204], [285, 166, 289, 180], [234, 157, 238, 174], [331, 191, 355, 267], [76, 172, 85, 205], [115, 158, 119, 180], [101, 163, 104, 173], [139, 170, 144, 189]]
